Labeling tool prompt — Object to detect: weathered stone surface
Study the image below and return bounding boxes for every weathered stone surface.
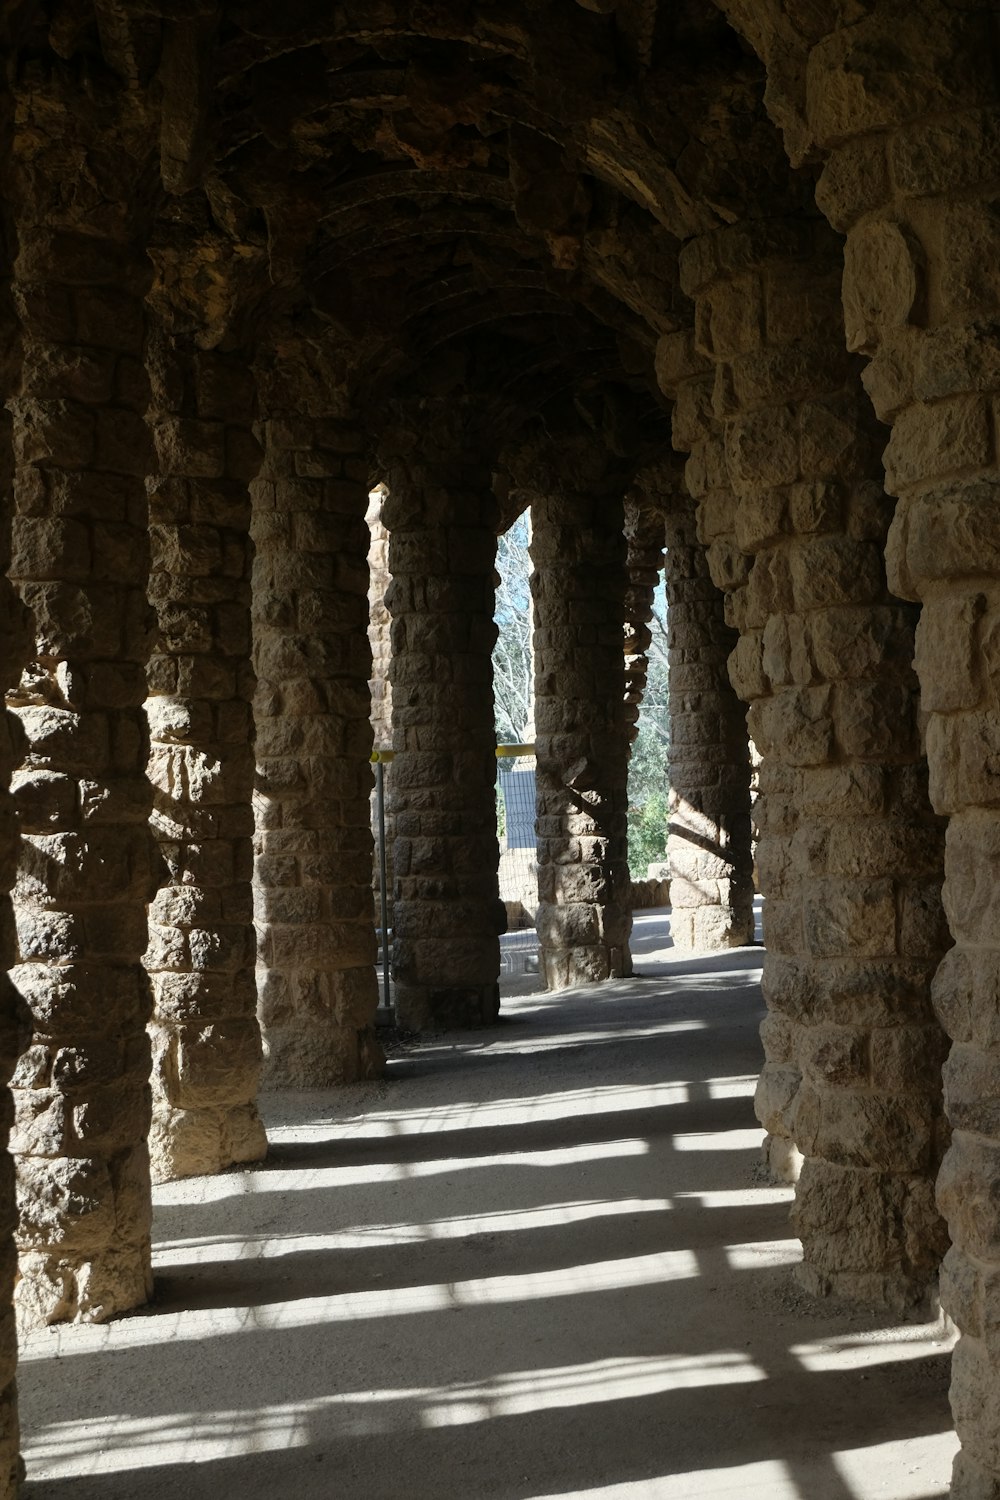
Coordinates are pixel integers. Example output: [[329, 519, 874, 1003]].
[[252, 365, 382, 1084], [655, 478, 754, 952], [523, 435, 633, 989], [144, 333, 266, 1180], [6, 67, 158, 1342], [783, 6, 1000, 1485], [663, 205, 947, 1311], [379, 403, 503, 1029], [2, 4, 998, 1489]]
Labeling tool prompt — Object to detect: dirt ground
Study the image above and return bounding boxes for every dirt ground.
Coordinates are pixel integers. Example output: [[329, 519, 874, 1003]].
[[17, 911, 957, 1499]]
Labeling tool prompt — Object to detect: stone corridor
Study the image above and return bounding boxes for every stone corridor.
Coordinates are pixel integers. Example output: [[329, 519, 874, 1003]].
[[17, 919, 956, 1500], [3, 2, 1000, 1494]]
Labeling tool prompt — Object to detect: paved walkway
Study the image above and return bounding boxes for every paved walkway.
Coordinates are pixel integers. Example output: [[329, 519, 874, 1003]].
[[18, 921, 956, 1498]]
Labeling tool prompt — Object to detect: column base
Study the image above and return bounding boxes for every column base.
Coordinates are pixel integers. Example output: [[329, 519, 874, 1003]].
[[149, 1103, 267, 1183], [261, 1026, 385, 1089], [15, 1244, 153, 1328], [542, 945, 633, 991], [795, 1259, 939, 1319], [761, 1132, 803, 1183], [669, 903, 755, 952], [394, 984, 500, 1032], [952, 1451, 1000, 1500]]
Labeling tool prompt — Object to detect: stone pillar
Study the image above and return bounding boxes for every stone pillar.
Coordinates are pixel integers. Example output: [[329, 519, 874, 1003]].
[[143, 332, 266, 1180], [660, 208, 948, 1311], [0, 62, 29, 1489], [662, 485, 755, 952], [251, 402, 382, 1084], [7, 88, 158, 1324], [529, 446, 633, 989], [378, 405, 503, 1030], [788, 7, 1000, 1487]]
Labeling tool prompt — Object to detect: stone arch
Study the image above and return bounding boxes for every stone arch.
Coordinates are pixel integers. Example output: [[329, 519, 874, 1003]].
[[0, 3, 988, 1490]]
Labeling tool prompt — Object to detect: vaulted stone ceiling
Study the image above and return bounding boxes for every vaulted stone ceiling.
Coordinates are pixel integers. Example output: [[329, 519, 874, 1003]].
[[7, 0, 807, 445]]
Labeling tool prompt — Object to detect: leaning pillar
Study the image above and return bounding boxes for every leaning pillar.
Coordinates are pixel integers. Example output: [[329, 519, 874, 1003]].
[[7, 92, 157, 1323], [784, 6, 1000, 1487], [251, 387, 382, 1084], [143, 332, 266, 1179], [377, 404, 503, 1030], [529, 442, 633, 988], [661, 206, 948, 1310], [662, 481, 754, 951]]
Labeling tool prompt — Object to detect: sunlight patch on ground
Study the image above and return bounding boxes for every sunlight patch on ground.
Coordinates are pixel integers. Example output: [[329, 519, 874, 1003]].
[[258, 1074, 760, 1142], [18, 1249, 703, 1363], [724, 1240, 800, 1270], [791, 1323, 955, 1372], [832, 1434, 958, 1498], [531, 1468, 812, 1499], [673, 1188, 791, 1208], [673, 1129, 765, 1153], [24, 1354, 769, 1475], [477, 1020, 709, 1052], [153, 1196, 676, 1261], [153, 1135, 652, 1200]]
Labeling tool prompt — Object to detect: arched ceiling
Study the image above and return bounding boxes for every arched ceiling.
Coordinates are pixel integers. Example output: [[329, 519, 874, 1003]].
[[9, 0, 806, 449]]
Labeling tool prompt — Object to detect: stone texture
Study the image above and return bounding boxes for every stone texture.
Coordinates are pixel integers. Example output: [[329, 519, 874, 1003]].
[[781, 3, 1000, 1485], [663, 204, 948, 1311], [143, 332, 266, 1180], [378, 403, 503, 1030], [526, 438, 633, 990], [251, 370, 382, 1084], [658, 475, 754, 952], [0, 39, 29, 1493], [1, 5, 996, 1490], [6, 69, 157, 1329]]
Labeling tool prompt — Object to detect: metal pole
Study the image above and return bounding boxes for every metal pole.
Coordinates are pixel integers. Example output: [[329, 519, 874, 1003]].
[[376, 758, 392, 1011]]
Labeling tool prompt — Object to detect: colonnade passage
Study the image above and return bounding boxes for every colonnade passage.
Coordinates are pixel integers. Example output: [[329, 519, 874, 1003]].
[[0, 1, 998, 1494]]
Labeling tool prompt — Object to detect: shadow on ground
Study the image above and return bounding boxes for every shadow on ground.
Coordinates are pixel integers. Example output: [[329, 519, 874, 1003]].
[[17, 924, 956, 1500]]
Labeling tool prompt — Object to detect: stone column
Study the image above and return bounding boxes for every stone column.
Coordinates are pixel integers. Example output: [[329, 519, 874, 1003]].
[[529, 444, 633, 989], [0, 62, 29, 1488], [251, 403, 382, 1084], [660, 209, 948, 1311], [378, 404, 503, 1031], [143, 332, 266, 1180], [787, 7, 1000, 1488], [662, 484, 755, 952], [7, 87, 157, 1324]]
